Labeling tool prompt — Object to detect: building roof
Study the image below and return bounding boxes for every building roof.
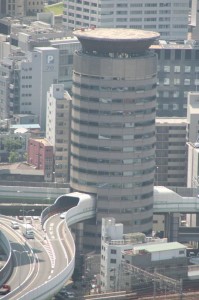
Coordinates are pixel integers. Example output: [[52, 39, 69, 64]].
[[156, 117, 187, 125], [33, 138, 52, 146], [133, 242, 186, 253], [10, 124, 40, 129], [74, 28, 160, 53], [154, 186, 183, 203]]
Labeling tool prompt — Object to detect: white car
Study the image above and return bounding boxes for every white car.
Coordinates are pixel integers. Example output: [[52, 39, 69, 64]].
[[60, 212, 66, 219]]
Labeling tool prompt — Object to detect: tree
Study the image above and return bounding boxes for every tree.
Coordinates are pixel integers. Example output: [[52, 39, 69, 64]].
[[8, 151, 19, 163]]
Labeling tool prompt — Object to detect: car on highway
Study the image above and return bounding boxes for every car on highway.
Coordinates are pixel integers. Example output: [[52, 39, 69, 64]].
[[11, 221, 19, 229], [60, 212, 66, 219]]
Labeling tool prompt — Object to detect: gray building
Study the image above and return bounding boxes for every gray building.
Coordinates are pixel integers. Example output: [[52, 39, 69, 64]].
[[155, 118, 187, 187], [152, 40, 199, 117], [46, 84, 72, 183], [63, 0, 190, 41], [70, 28, 159, 250]]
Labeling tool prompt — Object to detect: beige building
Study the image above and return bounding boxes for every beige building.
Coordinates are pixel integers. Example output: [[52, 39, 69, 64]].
[[155, 118, 187, 187], [70, 28, 159, 250], [46, 84, 72, 183]]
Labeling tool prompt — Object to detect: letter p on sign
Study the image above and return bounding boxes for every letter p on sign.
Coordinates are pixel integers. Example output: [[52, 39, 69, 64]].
[[47, 55, 54, 64]]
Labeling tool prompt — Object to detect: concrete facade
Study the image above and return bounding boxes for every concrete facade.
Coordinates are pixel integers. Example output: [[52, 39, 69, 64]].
[[100, 218, 187, 293], [155, 118, 187, 187], [46, 84, 72, 183], [0, 0, 43, 17], [27, 138, 54, 181], [70, 28, 159, 250], [63, 0, 189, 41], [151, 41, 199, 117]]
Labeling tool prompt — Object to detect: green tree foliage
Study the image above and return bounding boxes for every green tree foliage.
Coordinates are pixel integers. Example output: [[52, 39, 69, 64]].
[[3, 138, 22, 152], [8, 151, 19, 163]]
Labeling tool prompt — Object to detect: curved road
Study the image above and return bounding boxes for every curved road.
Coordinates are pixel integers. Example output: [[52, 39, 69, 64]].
[[0, 214, 70, 300]]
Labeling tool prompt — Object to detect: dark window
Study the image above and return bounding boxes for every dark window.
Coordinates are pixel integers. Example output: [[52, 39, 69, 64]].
[[164, 50, 170, 60], [195, 50, 199, 59], [185, 50, 191, 60], [175, 50, 181, 60], [111, 249, 117, 254]]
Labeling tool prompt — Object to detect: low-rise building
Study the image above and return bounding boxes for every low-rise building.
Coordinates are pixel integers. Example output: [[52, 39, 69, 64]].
[[100, 218, 188, 293], [27, 138, 53, 181]]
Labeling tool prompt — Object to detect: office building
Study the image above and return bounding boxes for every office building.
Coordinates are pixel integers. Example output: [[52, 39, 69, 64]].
[[50, 37, 81, 91], [63, 0, 189, 41], [70, 27, 159, 250], [0, 0, 43, 18], [0, 47, 59, 130], [155, 118, 187, 187], [151, 40, 199, 117], [46, 84, 72, 183]]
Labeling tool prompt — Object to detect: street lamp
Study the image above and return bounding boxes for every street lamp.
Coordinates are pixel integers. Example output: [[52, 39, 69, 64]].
[[13, 250, 28, 287], [19, 208, 35, 222]]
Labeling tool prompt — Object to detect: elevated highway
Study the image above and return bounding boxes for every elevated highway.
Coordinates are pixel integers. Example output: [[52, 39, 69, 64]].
[[1, 186, 199, 299]]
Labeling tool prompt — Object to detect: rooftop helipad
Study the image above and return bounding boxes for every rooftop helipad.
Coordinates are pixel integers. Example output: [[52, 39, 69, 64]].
[[73, 28, 160, 53]]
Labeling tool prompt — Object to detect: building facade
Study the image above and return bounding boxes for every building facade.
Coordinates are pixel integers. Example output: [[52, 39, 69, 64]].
[[27, 138, 54, 181], [155, 118, 187, 187], [152, 41, 199, 117], [100, 218, 187, 293], [46, 84, 72, 183], [70, 28, 159, 250], [63, 0, 189, 41], [0, 0, 43, 17]]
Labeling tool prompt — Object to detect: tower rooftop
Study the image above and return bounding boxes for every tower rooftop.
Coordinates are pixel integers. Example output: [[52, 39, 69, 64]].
[[73, 28, 160, 54]]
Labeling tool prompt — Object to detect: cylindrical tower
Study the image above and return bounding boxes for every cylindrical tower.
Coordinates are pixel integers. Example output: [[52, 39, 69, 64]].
[[71, 28, 159, 250]]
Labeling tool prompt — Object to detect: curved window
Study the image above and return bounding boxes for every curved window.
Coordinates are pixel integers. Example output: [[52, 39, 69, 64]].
[[71, 141, 155, 152], [71, 153, 155, 164], [73, 81, 156, 92], [98, 192, 153, 201], [72, 117, 154, 128], [71, 177, 153, 188], [71, 165, 154, 176], [71, 128, 155, 140], [72, 93, 156, 105]]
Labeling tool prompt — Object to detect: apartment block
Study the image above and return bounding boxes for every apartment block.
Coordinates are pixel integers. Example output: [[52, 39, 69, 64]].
[[46, 84, 72, 183], [155, 118, 187, 187], [27, 138, 54, 181]]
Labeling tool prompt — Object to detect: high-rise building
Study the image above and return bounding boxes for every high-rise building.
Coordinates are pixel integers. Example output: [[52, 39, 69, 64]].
[[70, 28, 159, 250], [63, 0, 189, 41]]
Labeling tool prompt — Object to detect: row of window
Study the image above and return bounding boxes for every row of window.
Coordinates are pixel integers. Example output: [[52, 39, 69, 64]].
[[71, 177, 154, 188], [72, 128, 155, 140], [159, 78, 198, 86], [99, 204, 153, 215], [72, 117, 155, 128], [98, 192, 153, 202], [72, 106, 155, 117], [71, 165, 154, 177], [71, 153, 155, 165], [160, 65, 198, 73], [71, 141, 155, 153], [73, 93, 156, 105], [67, 1, 187, 9], [73, 81, 156, 92]]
